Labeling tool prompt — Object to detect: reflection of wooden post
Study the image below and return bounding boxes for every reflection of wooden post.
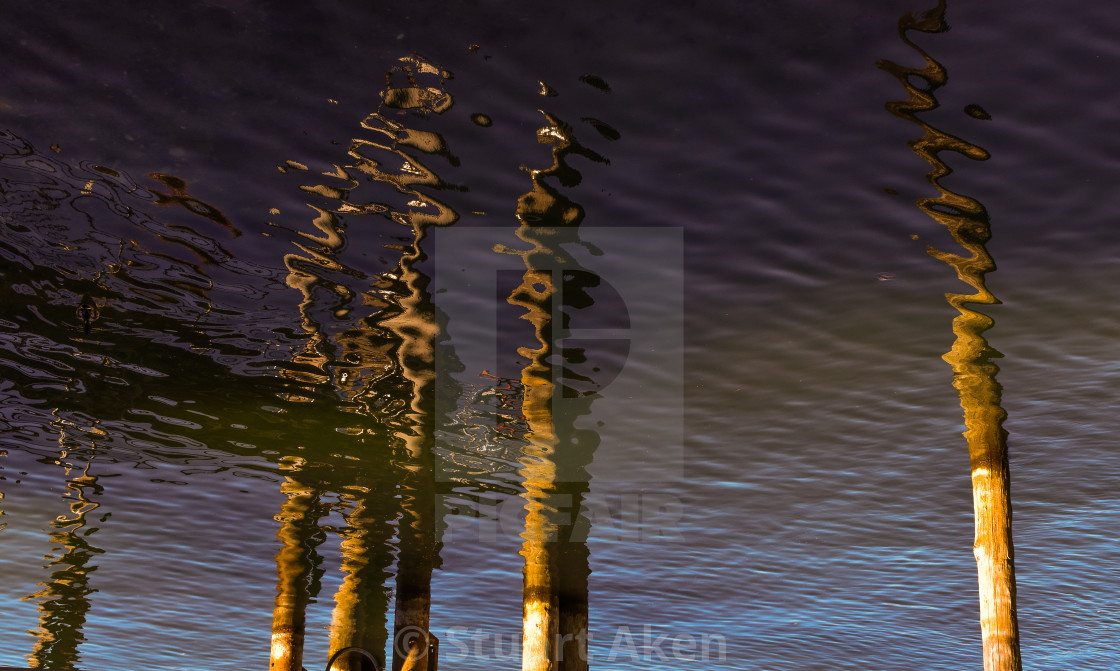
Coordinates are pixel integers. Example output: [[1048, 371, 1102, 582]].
[[363, 57, 460, 671], [275, 54, 455, 671], [515, 270, 594, 671], [328, 491, 394, 671], [880, 3, 1021, 668], [27, 432, 102, 671], [518, 401, 592, 671], [520, 367, 561, 671], [556, 540, 589, 671], [392, 429, 435, 671], [508, 259, 565, 671], [271, 478, 322, 671], [506, 110, 605, 671], [383, 247, 440, 671]]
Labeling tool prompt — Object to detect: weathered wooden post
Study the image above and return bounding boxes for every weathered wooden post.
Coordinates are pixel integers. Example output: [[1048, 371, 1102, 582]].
[[879, 2, 1022, 668], [327, 490, 394, 671], [946, 310, 1020, 670], [270, 477, 322, 671], [516, 342, 562, 671]]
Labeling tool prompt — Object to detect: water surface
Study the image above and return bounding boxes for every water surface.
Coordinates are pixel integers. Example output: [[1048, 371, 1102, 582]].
[[3, 2, 1120, 670]]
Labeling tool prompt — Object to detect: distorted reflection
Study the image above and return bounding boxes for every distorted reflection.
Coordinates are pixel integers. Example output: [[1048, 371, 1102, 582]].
[[270, 470, 328, 671], [272, 54, 458, 671], [501, 109, 609, 671], [328, 486, 394, 671], [271, 54, 617, 671], [1, 44, 619, 668], [0, 126, 271, 666], [880, 2, 1022, 669], [146, 172, 240, 238], [23, 414, 106, 670], [0, 131, 239, 340]]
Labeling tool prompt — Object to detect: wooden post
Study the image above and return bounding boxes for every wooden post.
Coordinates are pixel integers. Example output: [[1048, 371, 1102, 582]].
[[270, 478, 321, 671], [946, 312, 1021, 670], [879, 2, 1022, 668], [519, 372, 562, 671], [328, 491, 394, 671]]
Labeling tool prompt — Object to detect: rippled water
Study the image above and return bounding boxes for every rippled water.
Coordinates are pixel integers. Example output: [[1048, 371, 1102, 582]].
[[4, 1, 1120, 670]]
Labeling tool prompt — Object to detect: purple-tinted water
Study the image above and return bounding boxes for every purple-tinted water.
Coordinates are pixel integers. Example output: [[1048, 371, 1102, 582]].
[[3, 1, 1120, 670]]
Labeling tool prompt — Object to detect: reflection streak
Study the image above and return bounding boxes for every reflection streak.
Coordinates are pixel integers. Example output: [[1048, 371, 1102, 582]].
[[880, 2, 1021, 669], [24, 415, 106, 671], [275, 54, 459, 671], [505, 109, 605, 671], [270, 473, 328, 671]]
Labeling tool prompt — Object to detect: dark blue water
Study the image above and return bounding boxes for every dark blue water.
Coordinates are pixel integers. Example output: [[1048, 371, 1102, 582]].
[[3, 1, 1120, 670]]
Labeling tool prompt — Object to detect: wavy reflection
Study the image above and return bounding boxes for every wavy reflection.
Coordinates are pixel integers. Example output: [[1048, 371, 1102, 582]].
[[0, 131, 245, 335], [22, 415, 106, 670], [383, 251, 440, 671], [0, 126, 299, 447], [279, 56, 460, 406], [879, 2, 1021, 669], [502, 108, 608, 671], [328, 487, 395, 671], [270, 470, 329, 671], [273, 54, 459, 671]]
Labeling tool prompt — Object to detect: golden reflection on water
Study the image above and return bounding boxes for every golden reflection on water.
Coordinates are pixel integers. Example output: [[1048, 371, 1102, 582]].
[[23, 414, 105, 670], [379, 188, 443, 671], [270, 475, 324, 671], [280, 55, 460, 406], [272, 52, 610, 671], [505, 109, 605, 671], [879, 2, 1021, 669], [0, 42, 621, 670], [0, 127, 258, 668], [329, 488, 394, 671], [273, 54, 457, 671]]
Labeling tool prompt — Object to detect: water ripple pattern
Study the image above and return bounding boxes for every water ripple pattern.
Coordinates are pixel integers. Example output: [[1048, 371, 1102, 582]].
[[3, 2, 1120, 670]]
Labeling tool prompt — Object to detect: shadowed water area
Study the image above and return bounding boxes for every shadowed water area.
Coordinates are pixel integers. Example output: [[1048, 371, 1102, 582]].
[[3, 2, 1120, 670]]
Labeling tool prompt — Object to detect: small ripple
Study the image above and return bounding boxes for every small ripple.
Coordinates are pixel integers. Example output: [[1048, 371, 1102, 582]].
[[128, 408, 204, 430]]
